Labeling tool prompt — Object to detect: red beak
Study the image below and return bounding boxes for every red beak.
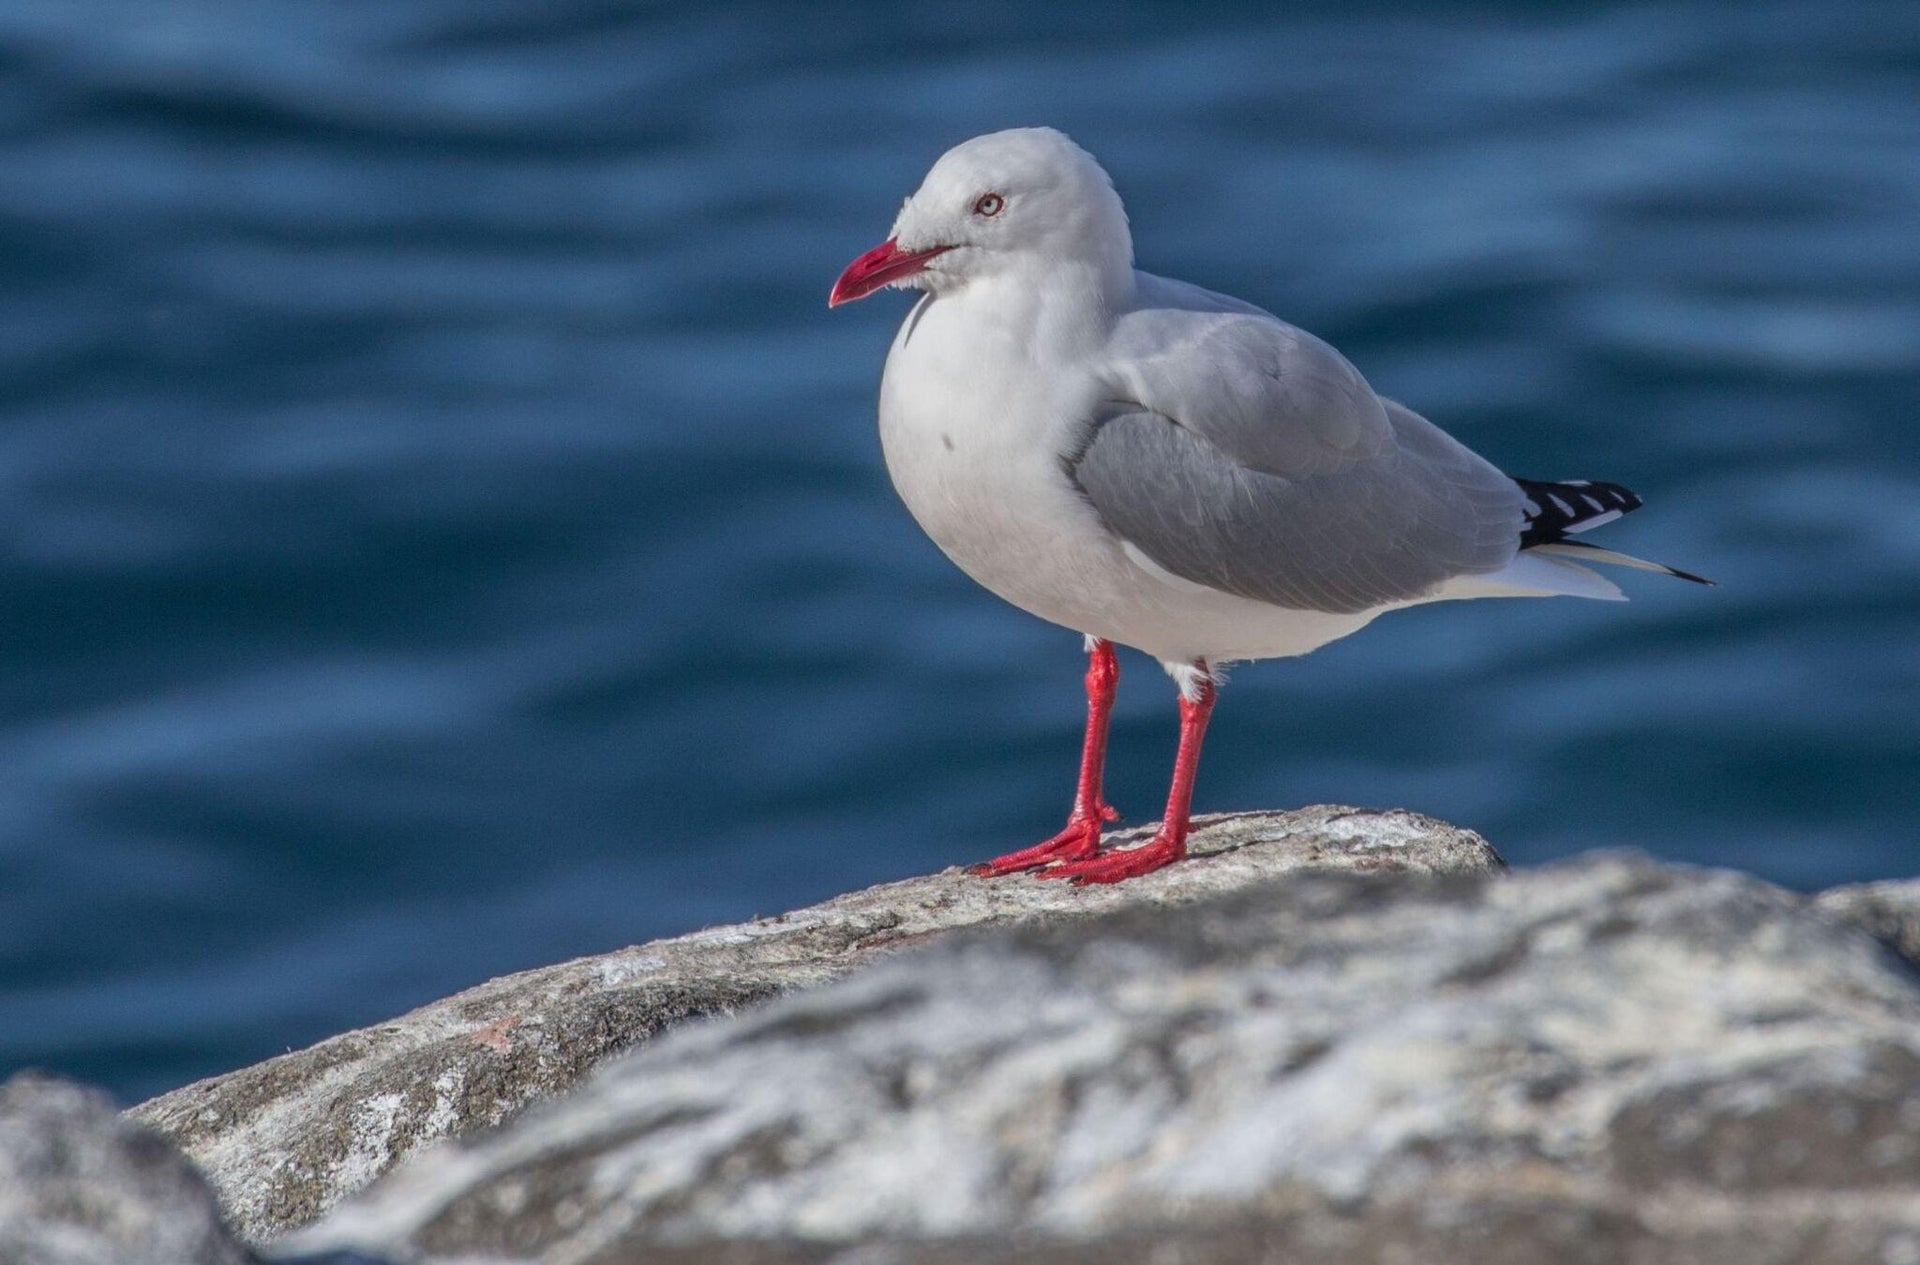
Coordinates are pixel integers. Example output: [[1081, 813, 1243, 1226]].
[[828, 238, 951, 307]]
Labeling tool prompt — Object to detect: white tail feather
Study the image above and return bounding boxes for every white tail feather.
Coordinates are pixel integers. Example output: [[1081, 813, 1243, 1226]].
[[1432, 550, 1625, 603], [1532, 542, 1712, 585]]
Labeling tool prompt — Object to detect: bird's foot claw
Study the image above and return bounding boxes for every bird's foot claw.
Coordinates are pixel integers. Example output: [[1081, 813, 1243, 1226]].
[[1037, 832, 1185, 885], [967, 807, 1115, 877]]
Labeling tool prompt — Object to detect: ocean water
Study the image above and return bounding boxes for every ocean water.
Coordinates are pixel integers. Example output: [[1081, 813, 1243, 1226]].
[[0, 1, 1915, 1103]]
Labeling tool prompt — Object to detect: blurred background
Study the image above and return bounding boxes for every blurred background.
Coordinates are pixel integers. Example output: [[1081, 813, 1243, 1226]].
[[0, 0, 1914, 1103]]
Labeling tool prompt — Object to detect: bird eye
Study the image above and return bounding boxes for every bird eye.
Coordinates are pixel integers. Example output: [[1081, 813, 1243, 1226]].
[[972, 192, 1005, 218]]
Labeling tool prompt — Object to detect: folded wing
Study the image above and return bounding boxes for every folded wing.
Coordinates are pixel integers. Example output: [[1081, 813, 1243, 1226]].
[[1075, 307, 1525, 615]]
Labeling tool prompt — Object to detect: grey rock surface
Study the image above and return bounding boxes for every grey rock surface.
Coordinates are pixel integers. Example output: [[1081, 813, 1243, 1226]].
[[134, 806, 1497, 1246], [1818, 878, 1920, 969], [286, 853, 1920, 1265], [0, 1072, 255, 1265]]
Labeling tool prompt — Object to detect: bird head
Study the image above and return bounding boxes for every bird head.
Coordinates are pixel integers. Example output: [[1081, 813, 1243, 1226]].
[[829, 127, 1132, 307]]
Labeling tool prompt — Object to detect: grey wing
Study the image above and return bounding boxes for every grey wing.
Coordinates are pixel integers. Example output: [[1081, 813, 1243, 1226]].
[[1069, 399, 1526, 614], [1107, 307, 1397, 478]]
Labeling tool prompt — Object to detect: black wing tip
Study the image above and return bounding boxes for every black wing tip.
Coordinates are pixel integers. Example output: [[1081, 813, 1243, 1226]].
[[1513, 477, 1715, 585], [1512, 476, 1644, 549]]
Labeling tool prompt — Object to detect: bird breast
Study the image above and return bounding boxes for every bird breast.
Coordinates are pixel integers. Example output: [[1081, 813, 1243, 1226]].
[[876, 294, 1126, 627]]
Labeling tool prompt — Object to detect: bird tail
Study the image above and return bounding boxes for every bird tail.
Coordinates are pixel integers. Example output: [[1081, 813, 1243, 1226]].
[[1512, 476, 1713, 586], [1530, 540, 1715, 586]]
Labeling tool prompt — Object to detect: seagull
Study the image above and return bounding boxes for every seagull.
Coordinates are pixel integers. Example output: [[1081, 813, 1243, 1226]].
[[829, 127, 1708, 885]]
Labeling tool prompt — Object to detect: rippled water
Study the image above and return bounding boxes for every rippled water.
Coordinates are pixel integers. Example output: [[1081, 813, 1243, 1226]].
[[0, 1, 1915, 1101]]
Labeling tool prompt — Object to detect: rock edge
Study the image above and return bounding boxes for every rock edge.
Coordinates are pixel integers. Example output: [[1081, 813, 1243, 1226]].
[[132, 805, 1501, 1244]]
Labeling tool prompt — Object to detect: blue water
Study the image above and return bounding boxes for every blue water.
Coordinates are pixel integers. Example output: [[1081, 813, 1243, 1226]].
[[0, 1, 1916, 1103]]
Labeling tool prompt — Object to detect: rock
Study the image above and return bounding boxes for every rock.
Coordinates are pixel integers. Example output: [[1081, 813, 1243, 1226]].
[[0, 1072, 255, 1265], [132, 806, 1498, 1245], [1817, 879, 1920, 969], [284, 853, 1920, 1265]]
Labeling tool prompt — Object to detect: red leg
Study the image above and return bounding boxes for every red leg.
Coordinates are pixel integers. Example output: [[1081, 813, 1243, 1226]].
[[968, 640, 1122, 876], [1041, 664, 1214, 885]]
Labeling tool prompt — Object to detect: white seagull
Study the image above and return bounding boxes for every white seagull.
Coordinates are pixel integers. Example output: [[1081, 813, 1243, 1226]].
[[830, 127, 1707, 885]]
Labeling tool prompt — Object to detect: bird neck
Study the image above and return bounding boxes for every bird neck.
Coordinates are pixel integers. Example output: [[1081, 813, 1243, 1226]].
[[959, 255, 1135, 358]]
